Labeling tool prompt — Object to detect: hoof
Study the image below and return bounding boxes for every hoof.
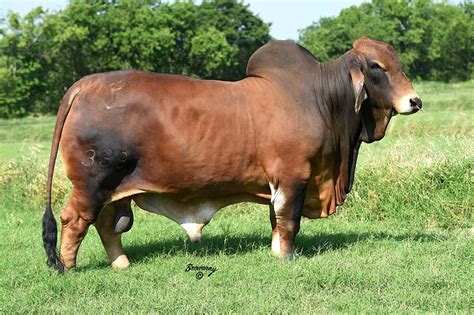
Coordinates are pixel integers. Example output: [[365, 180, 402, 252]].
[[63, 258, 76, 270], [279, 251, 295, 261], [111, 254, 130, 270]]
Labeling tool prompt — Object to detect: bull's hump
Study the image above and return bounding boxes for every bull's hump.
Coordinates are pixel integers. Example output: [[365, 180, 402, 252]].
[[246, 40, 319, 78]]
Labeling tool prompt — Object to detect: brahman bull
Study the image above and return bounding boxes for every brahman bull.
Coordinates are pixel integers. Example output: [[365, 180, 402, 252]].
[[43, 37, 422, 272]]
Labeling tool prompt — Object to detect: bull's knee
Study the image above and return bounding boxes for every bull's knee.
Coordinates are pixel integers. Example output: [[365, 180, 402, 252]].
[[59, 206, 91, 269]]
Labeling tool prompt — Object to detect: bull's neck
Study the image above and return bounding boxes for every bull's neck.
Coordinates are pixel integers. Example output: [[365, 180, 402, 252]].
[[315, 55, 362, 142], [314, 55, 363, 199]]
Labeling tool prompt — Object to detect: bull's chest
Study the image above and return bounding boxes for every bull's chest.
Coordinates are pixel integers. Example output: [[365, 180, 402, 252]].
[[301, 157, 348, 219], [301, 175, 337, 219]]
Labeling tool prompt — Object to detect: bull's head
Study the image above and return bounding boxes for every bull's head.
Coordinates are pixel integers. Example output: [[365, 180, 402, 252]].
[[348, 37, 422, 143]]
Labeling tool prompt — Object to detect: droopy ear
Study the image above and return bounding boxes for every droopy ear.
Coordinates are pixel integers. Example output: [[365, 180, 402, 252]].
[[350, 67, 367, 113]]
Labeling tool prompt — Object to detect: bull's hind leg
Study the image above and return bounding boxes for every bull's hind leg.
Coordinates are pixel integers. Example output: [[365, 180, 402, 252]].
[[59, 195, 95, 269], [95, 198, 132, 269]]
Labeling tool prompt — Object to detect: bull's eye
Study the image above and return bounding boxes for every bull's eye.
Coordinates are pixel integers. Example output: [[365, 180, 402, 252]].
[[370, 62, 382, 69]]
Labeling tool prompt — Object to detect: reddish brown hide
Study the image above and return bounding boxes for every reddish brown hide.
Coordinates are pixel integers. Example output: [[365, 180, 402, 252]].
[[42, 37, 421, 271]]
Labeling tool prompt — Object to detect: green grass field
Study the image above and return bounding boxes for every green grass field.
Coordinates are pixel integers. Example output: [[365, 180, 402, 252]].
[[0, 81, 472, 312]]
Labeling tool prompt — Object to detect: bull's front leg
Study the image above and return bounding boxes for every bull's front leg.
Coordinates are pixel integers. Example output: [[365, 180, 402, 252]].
[[269, 180, 307, 260], [269, 204, 279, 255]]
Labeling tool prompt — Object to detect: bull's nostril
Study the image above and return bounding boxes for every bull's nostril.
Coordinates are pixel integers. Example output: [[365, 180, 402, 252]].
[[410, 97, 422, 110]]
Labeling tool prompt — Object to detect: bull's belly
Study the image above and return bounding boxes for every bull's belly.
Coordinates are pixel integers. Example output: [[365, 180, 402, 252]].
[[132, 192, 268, 242]]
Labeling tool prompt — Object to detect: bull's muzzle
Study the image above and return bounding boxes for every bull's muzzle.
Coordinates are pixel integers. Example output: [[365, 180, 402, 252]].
[[395, 94, 422, 115], [409, 97, 423, 112]]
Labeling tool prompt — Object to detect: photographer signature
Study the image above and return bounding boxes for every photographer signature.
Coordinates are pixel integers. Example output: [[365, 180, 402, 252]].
[[185, 263, 217, 280]]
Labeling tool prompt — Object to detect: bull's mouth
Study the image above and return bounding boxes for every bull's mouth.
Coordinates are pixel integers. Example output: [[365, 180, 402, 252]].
[[398, 106, 421, 115], [397, 108, 419, 115]]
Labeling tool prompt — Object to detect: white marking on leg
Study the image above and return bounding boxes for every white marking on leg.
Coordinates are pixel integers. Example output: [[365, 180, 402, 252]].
[[269, 183, 286, 211], [269, 182, 287, 256], [111, 254, 130, 270], [271, 230, 280, 255]]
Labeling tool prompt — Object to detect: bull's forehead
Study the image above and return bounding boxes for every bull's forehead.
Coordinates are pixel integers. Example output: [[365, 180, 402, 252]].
[[352, 37, 402, 70]]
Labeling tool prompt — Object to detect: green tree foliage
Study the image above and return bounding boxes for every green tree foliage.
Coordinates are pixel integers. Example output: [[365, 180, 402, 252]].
[[299, 0, 473, 82], [0, 0, 271, 118]]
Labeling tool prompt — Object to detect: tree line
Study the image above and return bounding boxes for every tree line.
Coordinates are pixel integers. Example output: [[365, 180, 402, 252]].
[[0, 0, 271, 117], [299, 0, 473, 82], [0, 0, 472, 118]]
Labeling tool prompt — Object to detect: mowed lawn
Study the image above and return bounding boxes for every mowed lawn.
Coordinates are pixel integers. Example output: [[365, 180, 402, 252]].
[[0, 81, 472, 312]]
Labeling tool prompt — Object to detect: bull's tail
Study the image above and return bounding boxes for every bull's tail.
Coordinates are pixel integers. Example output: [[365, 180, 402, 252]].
[[42, 87, 80, 272]]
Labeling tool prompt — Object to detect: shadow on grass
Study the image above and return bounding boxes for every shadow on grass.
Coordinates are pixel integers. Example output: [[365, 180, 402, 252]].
[[121, 231, 446, 263], [75, 230, 446, 271]]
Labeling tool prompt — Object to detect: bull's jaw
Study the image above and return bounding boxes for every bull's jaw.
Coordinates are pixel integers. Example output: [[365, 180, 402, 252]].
[[359, 103, 393, 143]]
